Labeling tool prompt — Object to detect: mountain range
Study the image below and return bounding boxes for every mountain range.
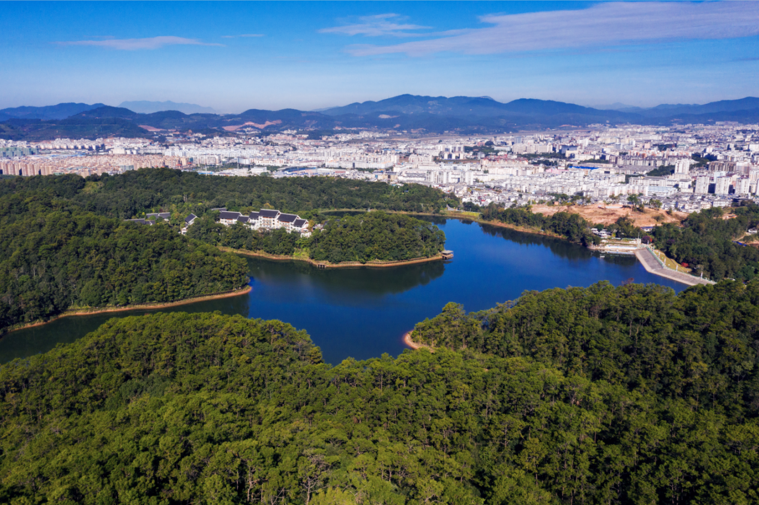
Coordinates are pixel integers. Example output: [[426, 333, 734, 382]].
[[0, 102, 105, 122], [2, 95, 759, 141]]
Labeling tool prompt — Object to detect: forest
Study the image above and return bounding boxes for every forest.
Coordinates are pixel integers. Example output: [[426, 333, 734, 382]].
[[411, 280, 759, 414], [479, 204, 601, 245], [1, 282, 757, 504], [0, 190, 248, 331], [308, 212, 445, 263], [0, 168, 456, 219], [188, 211, 446, 264], [648, 204, 759, 281]]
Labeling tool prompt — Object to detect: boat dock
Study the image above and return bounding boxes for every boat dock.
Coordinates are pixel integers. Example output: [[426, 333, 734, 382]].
[[441, 250, 454, 260]]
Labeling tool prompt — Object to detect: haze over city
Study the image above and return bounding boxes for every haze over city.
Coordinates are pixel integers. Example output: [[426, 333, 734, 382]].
[[3, 1, 759, 111]]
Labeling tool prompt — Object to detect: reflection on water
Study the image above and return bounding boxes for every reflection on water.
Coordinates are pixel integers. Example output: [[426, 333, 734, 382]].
[[0, 293, 251, 365], [479, 223, 591, 260], [1, 218, 687, 365], [249, 259, 445, 299]]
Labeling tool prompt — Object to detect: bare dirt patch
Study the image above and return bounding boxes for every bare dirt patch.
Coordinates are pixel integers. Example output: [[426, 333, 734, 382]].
[[531, 204, 687, 227]]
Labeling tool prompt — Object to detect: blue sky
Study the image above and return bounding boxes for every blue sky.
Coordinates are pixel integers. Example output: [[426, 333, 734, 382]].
[[1, 1, 758, 112]]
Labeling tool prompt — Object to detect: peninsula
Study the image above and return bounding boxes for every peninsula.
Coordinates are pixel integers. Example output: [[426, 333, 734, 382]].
[[189, 210, 446, 266]]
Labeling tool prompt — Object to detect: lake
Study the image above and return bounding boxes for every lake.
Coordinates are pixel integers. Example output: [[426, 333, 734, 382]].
[[1, 218, 686, 365]]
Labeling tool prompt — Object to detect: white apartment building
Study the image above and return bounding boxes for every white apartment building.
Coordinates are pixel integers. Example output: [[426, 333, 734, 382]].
[[695, 176, 711, 194], [715, 176, 732, 195]]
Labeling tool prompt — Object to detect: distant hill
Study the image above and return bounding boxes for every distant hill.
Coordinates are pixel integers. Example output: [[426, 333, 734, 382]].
[[0, 102, 105, 121], [322, 94, 623, 118], [593, 102, 642, 112], [3, 95, 759, 140], [322, 94, 514, 117], [594, 97, 759, 118], [638, 97, 759, 117], [0, 116, 151, 141], [322, 95, 759, 126], [119, 100, 217, 114]]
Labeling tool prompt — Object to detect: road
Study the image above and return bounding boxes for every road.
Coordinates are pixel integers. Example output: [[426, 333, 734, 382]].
[[634, 248, 713, 286]]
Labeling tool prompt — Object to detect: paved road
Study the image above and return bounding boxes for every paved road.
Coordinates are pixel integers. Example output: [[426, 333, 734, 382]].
[[634, 248, 713, 286]]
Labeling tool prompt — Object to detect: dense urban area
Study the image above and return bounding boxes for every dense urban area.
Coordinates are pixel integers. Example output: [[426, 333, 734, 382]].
[[3, 121, 759, 214]]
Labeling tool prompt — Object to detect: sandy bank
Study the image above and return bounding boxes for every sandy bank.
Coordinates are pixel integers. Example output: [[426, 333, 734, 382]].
[[219, 247, 444, 268], [402, 331, 434, 351], [5, 285, 253, 334]]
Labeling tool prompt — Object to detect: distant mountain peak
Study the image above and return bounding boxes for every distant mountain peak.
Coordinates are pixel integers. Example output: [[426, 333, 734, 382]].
[[118, 101, 217, 115]]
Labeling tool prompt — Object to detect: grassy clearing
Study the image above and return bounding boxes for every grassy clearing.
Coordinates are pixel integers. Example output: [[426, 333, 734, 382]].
[[653, 249, 692, 273]]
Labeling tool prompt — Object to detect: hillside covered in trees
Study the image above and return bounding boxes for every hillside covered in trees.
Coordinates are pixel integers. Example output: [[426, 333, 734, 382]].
[[0, 190, 248, 331], [649, 205, 759, 281], [0, 168, 457, 219], [189, 211, 446, 264], [1, 284, 758, 504], [411, 280, 759, 413]]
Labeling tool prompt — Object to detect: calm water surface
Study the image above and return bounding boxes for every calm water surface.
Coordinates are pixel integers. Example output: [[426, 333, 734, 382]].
[[1, 219, 685, 365]]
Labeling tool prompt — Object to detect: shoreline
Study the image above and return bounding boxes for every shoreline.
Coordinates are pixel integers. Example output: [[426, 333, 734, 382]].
[[219, 247, 445, 268], [410, 211, 711, 284], [5, 285, 253, 334], [402, 331, 434, 351], [322, 209, 712, 286], [319, 208, 567, 241], [331, 209, 572, 241], [467, 218, 565, 239]]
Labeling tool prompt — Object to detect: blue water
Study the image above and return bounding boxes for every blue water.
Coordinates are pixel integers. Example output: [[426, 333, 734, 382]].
[[1, 219, 685, 365]]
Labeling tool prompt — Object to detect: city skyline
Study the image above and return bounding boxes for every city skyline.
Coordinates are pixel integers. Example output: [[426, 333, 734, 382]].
[[2, 1, 759, 112]]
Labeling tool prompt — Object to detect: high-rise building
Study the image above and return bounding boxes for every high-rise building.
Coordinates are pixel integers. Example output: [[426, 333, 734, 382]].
[[735, 178, 751, 195], [714, 176, 732, 195], [674, 159, 691, 174], [695, 176, 710, 194]]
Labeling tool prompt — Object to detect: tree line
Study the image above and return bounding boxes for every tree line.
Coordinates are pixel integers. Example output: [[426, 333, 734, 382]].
[[0, 294, 757, 504], [479, 203, 601, 245], [648, 204, 759, 281], [0, 170, 457, 328], [0, 168, 457, 219]]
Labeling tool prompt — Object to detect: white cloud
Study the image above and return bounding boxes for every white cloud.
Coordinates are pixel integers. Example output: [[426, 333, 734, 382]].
[[348, 2, 759, 56], [57, 36, 223, 50], [320, 13, 430, 38]]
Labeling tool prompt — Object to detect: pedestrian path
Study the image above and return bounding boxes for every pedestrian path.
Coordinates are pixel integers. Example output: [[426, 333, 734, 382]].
[[634, 247, 713, 286]]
